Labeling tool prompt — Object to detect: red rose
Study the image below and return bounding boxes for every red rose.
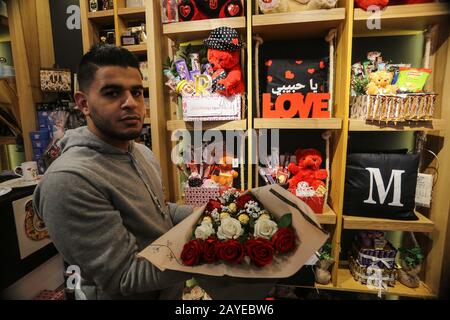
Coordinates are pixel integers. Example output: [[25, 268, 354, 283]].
[[271, 227, 297, 254], [203, 236, 219, 264], [246, 238, 275, 267], [215, 239, 245, 264], [205, 199, 222, 213], [181, 239, 204, 266], [236, 194, 255, 209]]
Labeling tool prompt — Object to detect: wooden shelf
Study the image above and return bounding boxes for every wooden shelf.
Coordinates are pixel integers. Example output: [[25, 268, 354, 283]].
[[144, 118, 151, 124], [87, 9, 115, 25], [117, 7, 145, 21], [343, 212, 434, 233], [252, 8, 345, 40], [254, 118, 342, 129], [354, 3, 450, 36], [163, 17, 246, 42], [166, 119, 247, 131], [349, 119, 446, 131], [0, 136, 16, 145], [122, 43, 147, 55], [316, 204, 337, 225], [333, 268, 435, 298]]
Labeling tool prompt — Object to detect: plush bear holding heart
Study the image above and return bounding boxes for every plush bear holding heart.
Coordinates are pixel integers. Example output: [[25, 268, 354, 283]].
[[178, 0, 244, 21]]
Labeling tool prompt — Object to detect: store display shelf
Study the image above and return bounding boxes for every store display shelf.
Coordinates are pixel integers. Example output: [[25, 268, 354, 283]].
[[349, 119, 446, 131], [353, 3, 450, 35], [87, 9, 114, 25], [254, 118, 342, 129], [316, 204, 337, 225], [163, 17, 246, 42], [252, 8, 345, 40], [117, 7, 145, 21], [335, 268, 435, 298], [166, 119, 247, 131], [343, 212, 434, 233], [122, 43, 147, 54]]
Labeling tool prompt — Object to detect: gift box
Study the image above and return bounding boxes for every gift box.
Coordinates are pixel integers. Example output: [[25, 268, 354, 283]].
[[298, 195, 325, 214], [350, 93, 437, 122], [184, 186, 220, 207], [182, 94, 241, 121]]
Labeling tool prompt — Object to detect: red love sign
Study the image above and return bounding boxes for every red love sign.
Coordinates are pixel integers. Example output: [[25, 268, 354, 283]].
[[262, 93, 330, 118]]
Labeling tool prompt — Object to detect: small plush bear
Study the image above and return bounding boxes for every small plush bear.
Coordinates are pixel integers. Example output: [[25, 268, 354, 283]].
[[287, 148, 327, 191], [365, 70, 398, 95], [204, 27, 245, 96]]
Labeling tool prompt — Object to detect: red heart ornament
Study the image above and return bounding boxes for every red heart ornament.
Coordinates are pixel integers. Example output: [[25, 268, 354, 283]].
[[265, 60, 273, 67], [285, 70, 295, 79], [308, 68, 315, 74], [267, 75, 273, 83], [228, 4, 240, 16], [295, 60, 303, 65], [320, 61, 325, 69], [180, 5, 191, 18]]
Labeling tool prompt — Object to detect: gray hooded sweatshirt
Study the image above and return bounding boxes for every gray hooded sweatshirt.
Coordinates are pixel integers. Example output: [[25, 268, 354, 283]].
[[33, 126, 193, 299]]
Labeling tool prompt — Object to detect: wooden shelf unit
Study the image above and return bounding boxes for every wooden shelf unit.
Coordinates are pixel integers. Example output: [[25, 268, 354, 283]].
[[254, 118, 343, 129], [163, 17, 246, 42], [343, 212, 434, 233], [117, 6, 145, 21], [166, 120, 247, 131], [138, 0, 450, 298], [349, 119, 447, 131], [122, 43, 147, 54], [354, 3, 450, 36], [87, 9, 115, 25], [252, 7, 345, 40]]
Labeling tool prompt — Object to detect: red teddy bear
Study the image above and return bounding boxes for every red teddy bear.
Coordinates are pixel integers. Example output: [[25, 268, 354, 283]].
[[204, 27, 245, 96], [287, 148, 328, 191]]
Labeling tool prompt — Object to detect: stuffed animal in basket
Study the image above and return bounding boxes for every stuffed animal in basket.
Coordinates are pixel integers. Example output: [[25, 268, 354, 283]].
[[204, 26, 245, 96], [287, 148, 327, 191], [210, 155, 239, 187], [177, 0, 243, 21], [365, 70, 398, 95]]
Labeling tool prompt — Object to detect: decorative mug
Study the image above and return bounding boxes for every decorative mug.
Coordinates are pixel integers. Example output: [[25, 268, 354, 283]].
[[14, 161, 39, 181]]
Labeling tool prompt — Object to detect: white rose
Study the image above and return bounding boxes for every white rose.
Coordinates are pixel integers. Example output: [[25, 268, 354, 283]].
[[217, 217, 244, 240], [194, 221, 215, 240], [254, 219, 278, 239]]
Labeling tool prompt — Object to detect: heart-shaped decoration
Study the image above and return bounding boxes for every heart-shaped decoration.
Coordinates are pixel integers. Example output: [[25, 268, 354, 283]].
[[265, 60, 273, 67], [180, 5, 191, 18], [210, 0, 218, 10], [319, 61, 325, 69], [228, 4, 240, 16], [285, 70, 295, 79], [267, 75, 273, 83], [307, 68, 315, 74], [295, 60, 303, 65]]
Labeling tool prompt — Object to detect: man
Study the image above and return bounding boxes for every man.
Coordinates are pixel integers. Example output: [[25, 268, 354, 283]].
[[33, 44, 193, 299]]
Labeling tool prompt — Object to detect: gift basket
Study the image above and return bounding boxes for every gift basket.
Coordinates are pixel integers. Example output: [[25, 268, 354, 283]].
[[348, 231, 399, 288], [162, 27, 245, 121], [350, 51, 437, 123]]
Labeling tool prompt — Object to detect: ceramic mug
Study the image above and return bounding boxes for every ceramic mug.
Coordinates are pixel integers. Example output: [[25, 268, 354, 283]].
[[14, 161, 39, 181]]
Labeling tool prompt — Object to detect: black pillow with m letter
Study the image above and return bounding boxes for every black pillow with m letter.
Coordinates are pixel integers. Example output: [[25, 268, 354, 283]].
[[344, 153, 420, 220]]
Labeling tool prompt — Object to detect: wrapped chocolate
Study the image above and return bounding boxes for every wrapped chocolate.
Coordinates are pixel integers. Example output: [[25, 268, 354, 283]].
[[175, 59, 191, 81]]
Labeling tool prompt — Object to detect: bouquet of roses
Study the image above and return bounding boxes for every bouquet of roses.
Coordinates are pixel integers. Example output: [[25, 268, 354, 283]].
[[181, 189, 297, 267], [139, 184, 329, 280]]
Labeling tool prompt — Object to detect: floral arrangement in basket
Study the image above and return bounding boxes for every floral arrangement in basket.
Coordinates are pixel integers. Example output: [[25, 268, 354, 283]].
[[181, 189, 297, 267]]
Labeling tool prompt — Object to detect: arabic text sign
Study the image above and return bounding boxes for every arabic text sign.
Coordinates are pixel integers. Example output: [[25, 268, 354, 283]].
[[262, 93, 330, 118]]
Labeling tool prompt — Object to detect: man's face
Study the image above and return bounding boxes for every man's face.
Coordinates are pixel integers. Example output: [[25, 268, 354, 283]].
[[76, 66, 145, 143]]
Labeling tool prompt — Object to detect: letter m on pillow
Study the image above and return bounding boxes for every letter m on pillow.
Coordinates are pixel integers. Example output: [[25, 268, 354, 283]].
[[363, 168, 405, 207]]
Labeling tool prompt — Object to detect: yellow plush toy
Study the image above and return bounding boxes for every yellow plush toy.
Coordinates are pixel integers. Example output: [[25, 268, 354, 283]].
[[366, 70, 398, 95]]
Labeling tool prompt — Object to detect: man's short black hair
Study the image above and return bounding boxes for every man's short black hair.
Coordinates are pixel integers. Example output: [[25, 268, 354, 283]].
[[77, 44, 141, 92]]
